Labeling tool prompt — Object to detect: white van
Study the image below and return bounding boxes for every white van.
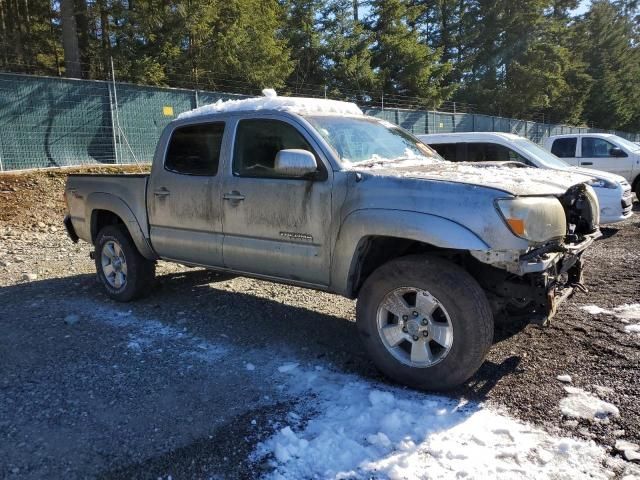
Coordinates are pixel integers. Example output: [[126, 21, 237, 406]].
[[419, 132, 633, 224], [543, 133, 640, 200]]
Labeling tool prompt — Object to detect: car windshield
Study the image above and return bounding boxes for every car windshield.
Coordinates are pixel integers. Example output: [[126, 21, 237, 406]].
[[610, 135, 640, 152], [305, 115, 443, 166], [513, 138, 570, 169]]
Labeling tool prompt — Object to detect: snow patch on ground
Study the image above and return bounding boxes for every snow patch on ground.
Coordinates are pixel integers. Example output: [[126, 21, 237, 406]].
[[581, 304, 640, 334], [581, 305, 612, 315], [254, 366, 636, 479], [78, 302, 229, 364], [277, 363, 299, 373], [625, 324, 640, 333], [560, 386, 620, 421], [178, 93, 363, 119], [557, 374, 572, 383]]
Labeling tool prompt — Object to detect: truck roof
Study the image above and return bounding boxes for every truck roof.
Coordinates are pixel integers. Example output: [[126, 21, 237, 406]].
[[418, 132, 523, 143], [177, 90, 363, 120], [546, 133, 616, 139]]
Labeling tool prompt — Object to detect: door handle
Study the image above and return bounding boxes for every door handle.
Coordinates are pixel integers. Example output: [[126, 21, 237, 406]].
[[581, 162, 593, 166], [223, 191, 246, 202], [154, 188, 170, 197]]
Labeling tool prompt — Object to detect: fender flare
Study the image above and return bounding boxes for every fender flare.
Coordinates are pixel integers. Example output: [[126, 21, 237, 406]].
[[86, 192, 157, 260], [330, 209, 489, 297]]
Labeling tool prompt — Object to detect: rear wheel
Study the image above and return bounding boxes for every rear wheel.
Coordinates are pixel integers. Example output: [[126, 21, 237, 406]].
[[95, 225, 155, 302], [356, 254, 493, 391]]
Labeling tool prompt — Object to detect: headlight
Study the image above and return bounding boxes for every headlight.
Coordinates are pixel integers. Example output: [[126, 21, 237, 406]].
[[496, 197, 567, 243], [587, 177, 617, 189]]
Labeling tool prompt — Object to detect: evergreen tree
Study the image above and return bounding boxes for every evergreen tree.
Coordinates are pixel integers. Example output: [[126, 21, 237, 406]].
[[281, 0, 326, 93], [369, 0, 453, 107], [320, 0, 375, 99], [576, 0, 640, 130]]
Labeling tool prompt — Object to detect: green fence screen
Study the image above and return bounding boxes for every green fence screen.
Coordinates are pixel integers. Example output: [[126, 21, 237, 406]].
[[0, 72, 638, 171]]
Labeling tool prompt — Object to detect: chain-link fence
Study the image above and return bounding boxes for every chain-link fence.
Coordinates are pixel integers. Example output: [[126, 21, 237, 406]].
[[1, 72, 638, 171]]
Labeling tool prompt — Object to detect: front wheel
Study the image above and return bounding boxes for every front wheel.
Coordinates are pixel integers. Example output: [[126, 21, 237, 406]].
[[356, 254, 493, 391], [95, 225, 155, 302]]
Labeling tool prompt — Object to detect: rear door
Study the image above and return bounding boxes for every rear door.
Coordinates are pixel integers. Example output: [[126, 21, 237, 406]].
[[147, 121, 226, 266], [579, 136, 634, 180], [550, 137, 578, 166], [221, 116, 333, 286]]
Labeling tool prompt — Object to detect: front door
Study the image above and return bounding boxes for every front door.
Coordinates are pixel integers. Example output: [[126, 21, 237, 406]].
[[579, 136, 634, 181], [147, 121, 226, 266], [221, 117, 333, 286]]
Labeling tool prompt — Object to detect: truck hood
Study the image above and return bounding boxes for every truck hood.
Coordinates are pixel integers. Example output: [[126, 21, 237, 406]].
[[353, 159, 593, 196], [566, 166, 627, 185]]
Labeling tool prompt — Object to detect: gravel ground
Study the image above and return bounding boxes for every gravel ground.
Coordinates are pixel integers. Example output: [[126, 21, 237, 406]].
[[0, 167, 639, 478]]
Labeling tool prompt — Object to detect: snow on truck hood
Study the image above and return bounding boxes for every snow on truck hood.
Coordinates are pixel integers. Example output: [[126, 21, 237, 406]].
[[178, 90, 363, 119], [355, 159, 593, 196], [568, 166, 627, 185]]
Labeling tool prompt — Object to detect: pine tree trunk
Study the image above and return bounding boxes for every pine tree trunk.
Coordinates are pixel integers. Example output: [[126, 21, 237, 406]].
[[60, 0, 82, 78]]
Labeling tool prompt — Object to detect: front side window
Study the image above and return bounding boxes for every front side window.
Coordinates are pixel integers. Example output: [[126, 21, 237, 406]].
[[466, 143, 526, 163], [165, 123, 225, 176], [431, 143, 459, 161], [581, 137, 625, 158], [233, 119, 320, 178], [551, 138, 577, 158]]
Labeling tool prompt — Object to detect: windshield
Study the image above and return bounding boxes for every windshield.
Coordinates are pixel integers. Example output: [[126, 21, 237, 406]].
[[512, 138, 570, 169], [610, 135, 640, 152], [305, 115, 443, 165]]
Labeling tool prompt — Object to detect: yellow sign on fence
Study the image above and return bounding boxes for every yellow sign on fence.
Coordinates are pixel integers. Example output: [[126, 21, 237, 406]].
[[162, 106, 174, 116]]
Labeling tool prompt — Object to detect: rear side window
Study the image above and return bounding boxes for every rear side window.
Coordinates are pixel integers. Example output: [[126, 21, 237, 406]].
[[431, 143, 458, 161], [551, 138, 577, 158], [165, 123, 225, 176]]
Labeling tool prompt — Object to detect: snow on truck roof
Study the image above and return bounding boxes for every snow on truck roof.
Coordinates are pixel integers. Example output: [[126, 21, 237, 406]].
[[177, 89, 363, 120]]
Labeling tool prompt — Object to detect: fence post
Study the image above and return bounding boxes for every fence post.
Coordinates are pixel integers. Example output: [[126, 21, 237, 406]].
[[472, 114, 476, 132], [107, 82, 118, 165], [194, 89, 199, 108], [0, 127, 4, 171]]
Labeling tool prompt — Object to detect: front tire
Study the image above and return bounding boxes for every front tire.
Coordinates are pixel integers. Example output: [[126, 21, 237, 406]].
[[356, 254, 493, 391], [95, 225, 155, 302]]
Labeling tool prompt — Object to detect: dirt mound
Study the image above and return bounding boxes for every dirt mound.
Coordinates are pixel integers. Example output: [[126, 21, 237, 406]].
[[0, 165, 148, 229]]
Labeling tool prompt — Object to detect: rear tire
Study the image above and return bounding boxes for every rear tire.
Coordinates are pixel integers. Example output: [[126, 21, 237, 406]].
[[356, 254, 493, 391], [95, 225, 155, 302]]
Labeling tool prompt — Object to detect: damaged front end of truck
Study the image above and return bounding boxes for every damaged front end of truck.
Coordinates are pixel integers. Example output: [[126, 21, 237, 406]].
[[469, 183, 601, 326]]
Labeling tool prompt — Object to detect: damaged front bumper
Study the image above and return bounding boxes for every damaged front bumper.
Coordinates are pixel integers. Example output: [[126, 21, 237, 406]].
[[471, 230, 602, 325]]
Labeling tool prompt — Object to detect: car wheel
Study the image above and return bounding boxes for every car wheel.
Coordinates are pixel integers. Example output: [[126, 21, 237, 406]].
[[95, 225, 155, 302], [356, 254, 493, 391]]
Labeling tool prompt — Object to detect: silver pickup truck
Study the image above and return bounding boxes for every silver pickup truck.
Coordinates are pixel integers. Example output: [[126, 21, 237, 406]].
[[64, 95, 601, 390]]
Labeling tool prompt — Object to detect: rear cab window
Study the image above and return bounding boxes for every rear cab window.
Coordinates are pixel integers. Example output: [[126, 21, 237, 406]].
[[165, 123, 225, 175], [551, 138, 577, 158]]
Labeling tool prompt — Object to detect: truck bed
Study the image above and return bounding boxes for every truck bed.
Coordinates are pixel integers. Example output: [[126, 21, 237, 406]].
[[66, 173, 150, 244]]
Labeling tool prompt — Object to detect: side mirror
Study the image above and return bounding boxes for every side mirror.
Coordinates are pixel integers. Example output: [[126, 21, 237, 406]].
[[274, 149, 318, 177], [610, 147, 626, 158]]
